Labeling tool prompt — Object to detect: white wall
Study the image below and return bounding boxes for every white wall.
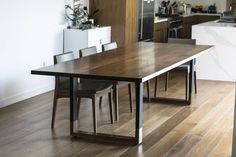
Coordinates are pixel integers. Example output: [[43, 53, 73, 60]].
[[0, 0, 66, 108], [155, 0, 227, 13]]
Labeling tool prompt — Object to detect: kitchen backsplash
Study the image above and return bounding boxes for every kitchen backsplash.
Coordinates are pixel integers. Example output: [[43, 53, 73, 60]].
[[155, 0, 227, 13]]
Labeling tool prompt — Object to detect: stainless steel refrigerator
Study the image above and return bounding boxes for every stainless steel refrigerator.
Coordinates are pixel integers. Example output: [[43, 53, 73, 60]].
[[138, 0, 155, 41]]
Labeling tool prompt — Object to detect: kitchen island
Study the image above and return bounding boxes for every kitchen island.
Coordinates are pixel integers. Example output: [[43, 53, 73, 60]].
[[154, 13, 220, 42], [192, 20, 236, 81]]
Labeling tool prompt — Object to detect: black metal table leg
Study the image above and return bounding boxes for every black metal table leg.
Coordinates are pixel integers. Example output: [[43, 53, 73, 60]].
[[188, 60, 194, 105], [70, 77, 78, 135], [135, 82, 143, 144], [69, 78, 138, 145]]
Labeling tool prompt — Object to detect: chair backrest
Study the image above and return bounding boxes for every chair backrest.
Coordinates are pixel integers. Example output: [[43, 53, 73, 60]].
[[53, 52, 75, 94], [168, 38, 196, 45], [79, 46, 103, 83], [54, 51, 75, 64], [79, 46, 97, 57], [102, 42, 118, 51], [168, 38, 197, 65]]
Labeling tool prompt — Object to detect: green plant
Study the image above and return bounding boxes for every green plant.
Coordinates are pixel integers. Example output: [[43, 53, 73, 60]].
[[65, 4, 88, 27]]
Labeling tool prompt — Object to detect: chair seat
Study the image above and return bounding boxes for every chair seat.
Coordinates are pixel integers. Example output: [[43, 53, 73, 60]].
[[78, 82, 113, 94], [173, 64, 190, 71]]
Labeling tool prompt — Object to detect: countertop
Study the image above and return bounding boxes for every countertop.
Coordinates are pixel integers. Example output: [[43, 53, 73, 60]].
[[193, 20, 236, 28], [182, 13, 221, 17], [154, 18, 168, 23], [154, 13, 221, 24], [192, 17, 236, 82]]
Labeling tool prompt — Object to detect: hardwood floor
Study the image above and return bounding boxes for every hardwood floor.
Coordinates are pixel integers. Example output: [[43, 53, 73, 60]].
[[0, 73, 234, 157]]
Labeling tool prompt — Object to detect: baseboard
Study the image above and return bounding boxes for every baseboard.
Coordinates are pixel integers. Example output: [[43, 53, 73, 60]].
[[0, 83, 54, 108]]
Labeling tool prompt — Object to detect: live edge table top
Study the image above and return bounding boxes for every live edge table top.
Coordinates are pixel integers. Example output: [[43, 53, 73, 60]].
[[31, 42, 213, 83]]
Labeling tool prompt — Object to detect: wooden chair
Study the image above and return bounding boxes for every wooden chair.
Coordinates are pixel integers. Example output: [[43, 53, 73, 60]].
[[52, 51, 114, 134], [154, 38, 197, 99], [81, 45, 132, 121]]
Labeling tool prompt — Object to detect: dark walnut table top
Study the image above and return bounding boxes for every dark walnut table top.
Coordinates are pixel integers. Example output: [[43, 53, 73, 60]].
[[31, 42, 213, 83]]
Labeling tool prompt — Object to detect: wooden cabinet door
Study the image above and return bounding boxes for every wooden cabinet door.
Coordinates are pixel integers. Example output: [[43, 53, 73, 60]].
[[153, 21, 168, 43], [181, 15, 219, 39], [181, 16, 194, 39], [232, 0, 236, 10], [198, 15, 220, 23], [181, 24, 191, 39]]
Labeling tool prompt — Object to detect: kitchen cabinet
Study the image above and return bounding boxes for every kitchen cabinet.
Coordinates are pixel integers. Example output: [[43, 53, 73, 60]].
[[63, 27, 111, 57], [232, 0, 236, 10], [181, 16, 199, 39], [153, 21, 168, 43], [197, 15, 220, 24], [181, 15, 220, 39], [89, 0, 138, 47]]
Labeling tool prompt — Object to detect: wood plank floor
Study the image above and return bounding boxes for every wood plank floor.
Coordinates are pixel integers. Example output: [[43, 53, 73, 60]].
[[0, 73, 235, 157]]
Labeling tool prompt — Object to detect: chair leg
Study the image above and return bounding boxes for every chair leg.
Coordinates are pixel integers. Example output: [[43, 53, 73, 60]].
[[92, 97, 97, 134], [154, 77, 158, 97], [146, 80, 151, 102], [165, 72, 169, 91], [194, 71, 197, 94], [185, 71, 189, 100], [113, 85, 119, 121], [99, 96, 103, 109], [108, 92, 114, 124], [128, 83, 133, 112], [51, 95, 58, 129]]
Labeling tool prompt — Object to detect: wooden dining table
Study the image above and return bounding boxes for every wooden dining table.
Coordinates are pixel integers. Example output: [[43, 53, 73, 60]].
[[31, 42, 213, 145]]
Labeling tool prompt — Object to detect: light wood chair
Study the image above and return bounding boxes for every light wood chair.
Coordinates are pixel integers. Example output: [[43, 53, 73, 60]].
[[52, 51, 114, 134]]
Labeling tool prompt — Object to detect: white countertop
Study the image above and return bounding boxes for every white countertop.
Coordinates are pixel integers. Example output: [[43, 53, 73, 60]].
[[193, 20, 236, 28], [154, 18, 168, 23], [182, 13, 221, 17], [154, 13, 221, 24], [192, 19, 236, 81]]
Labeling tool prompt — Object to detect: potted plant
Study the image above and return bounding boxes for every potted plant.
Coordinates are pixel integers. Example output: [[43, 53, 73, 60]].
[[65, 4, 93, 30]]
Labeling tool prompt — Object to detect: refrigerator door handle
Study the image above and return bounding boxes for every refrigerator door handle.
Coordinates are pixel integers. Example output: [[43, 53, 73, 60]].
[[140, 0, 144, 40]]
